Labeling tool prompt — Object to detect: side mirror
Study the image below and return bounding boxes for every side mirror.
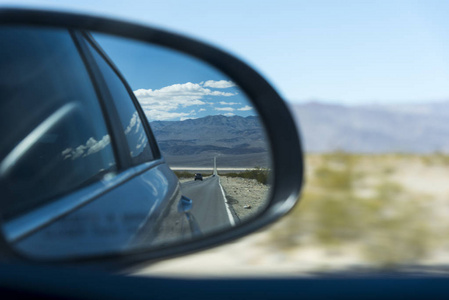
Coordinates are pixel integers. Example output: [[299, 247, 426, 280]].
[[0, 8, 303, 270]]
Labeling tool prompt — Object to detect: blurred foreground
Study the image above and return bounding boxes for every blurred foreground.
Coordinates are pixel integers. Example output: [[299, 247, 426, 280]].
[[135, 153, 449, 277]]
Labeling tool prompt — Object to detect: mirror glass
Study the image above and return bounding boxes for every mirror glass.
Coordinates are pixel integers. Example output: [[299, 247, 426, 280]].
[[0, 26, 272, 260]]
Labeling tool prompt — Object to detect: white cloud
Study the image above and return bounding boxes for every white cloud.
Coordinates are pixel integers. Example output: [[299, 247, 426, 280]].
[[223, 113, 235, 117], [219, 101, 240, 105], [198, 108, 206, 112], [134, 82, 235, 121], [237, 105, 253, 111], [203, 80, 235, 89], [215, 107, 235, 111]]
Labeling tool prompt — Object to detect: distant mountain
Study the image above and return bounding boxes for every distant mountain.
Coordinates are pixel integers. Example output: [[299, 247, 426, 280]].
[[290, 101, 449, 153], [151, 101, 449, 162], [150, 115, 270, 167]]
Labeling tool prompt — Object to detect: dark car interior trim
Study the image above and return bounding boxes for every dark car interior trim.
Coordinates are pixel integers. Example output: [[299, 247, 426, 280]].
[[2, 263, 449, 300]]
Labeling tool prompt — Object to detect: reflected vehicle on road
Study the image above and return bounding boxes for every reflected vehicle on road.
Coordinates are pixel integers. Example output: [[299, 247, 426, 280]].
[[194, 173, 203, 181]]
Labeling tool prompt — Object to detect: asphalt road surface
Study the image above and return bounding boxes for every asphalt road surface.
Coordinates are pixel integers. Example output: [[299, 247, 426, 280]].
[[180, 176, 234, 233]]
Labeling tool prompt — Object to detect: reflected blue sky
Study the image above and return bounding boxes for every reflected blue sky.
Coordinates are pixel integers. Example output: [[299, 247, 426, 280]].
[[94, 33, 256, 121]]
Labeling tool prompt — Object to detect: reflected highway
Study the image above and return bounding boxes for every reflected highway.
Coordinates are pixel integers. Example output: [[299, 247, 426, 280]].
[[180, 176, 235, 232]]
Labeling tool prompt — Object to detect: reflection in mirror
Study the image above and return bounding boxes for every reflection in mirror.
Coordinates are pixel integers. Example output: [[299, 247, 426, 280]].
[[0, 26, 272, 260], [94, 32, 272, 239]]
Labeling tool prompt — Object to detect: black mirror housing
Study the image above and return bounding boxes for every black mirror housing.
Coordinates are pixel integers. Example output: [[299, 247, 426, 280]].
[[0, 8, 304, 271]]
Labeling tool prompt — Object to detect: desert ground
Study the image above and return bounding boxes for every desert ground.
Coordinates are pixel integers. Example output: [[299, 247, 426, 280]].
[[134, 153, 449, 277]]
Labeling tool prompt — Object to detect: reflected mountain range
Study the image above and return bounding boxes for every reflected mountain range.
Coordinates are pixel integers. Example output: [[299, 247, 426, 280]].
[[150, 115, 270, 168]]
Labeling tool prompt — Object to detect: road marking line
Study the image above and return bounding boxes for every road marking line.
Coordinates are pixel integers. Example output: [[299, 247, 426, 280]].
[[218, 177, 236, 227]]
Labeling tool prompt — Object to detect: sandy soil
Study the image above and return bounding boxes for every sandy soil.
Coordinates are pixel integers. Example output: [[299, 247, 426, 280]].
[[133, 228, 369, 278], [134, 155, 449, 278]]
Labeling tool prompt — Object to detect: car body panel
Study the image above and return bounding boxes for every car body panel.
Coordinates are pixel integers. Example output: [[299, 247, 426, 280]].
[[11, 162, 188, 259], [0, 24, 193, 261]]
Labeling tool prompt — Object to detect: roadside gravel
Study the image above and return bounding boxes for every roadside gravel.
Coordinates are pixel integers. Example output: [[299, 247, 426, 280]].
[[219, 176, 270, 222], [177, 176, 270, 222]]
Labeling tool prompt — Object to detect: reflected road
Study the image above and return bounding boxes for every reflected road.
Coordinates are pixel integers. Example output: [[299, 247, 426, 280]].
[[180, 176, 234, 232]]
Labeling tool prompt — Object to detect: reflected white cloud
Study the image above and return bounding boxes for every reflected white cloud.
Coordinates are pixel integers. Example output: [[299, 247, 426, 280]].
[[135, 134, 148, 151], [62, 111, 147, 161], [134, 81, 237, 121], [134, 82, 233, 107], [63, 135, 111, 160], [180, 117, 199, 121], [215, 107, 235, 111], [86, 136, 111, 156], [238, 105, 253, 111], [219, 101, 240, 105], [202, 80, 235, 88], [124, 112, 139, 135], [146, 111, 193, 120]]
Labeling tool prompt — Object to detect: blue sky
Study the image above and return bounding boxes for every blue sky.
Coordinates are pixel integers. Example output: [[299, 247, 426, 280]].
[[3, 0, 449, 105]]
